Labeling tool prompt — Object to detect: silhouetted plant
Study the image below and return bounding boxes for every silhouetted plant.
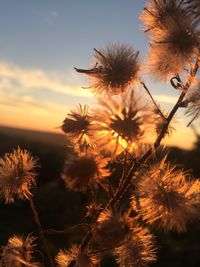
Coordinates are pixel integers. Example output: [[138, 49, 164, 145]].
[[1, 1, 200, 266]]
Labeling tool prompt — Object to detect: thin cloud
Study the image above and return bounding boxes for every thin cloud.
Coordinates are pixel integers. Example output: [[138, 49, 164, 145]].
[[0, 62, 92, 98], [154, 94, 177, 105], [0, 93, 65, 114], [0, 61, 179, 106]]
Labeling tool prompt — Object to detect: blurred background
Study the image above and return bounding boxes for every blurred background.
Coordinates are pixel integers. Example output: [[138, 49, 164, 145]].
[[0, 0, 200, 266]]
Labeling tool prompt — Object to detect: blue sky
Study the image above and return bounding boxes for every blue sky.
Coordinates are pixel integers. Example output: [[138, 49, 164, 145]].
[[0, 0, 196, 149], [0, 1, 145, 69]]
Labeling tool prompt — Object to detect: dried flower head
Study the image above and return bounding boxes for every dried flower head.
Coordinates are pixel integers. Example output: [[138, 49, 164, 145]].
[[140, 0, 189, 37], [61, 152, 110, 192], [75, 44, 140, 95], [1, 234, 40, 267], [55, 245, 98, 267], [61, 105, 94, 151], [94, 209, 130, 247], [114, 227, 157, 267], [141, 0, 200, 80], [147, 31, 199, 81], [186, 0, 200, 22], [93, 89, 153, 155], [185, 80, 200, 124], [0, 147, 38, 203], [134, 157, 200, 232], [86, 203, 103, 218]]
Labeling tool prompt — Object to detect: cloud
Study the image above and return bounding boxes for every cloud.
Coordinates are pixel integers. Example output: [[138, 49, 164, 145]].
[[154, 94, 178, 105], [0, 93, 65, 114], [0, 92, 68, 132], [50, 10, 58, 18], [0, 61, 180, 106], [0, 62, 92, 98]]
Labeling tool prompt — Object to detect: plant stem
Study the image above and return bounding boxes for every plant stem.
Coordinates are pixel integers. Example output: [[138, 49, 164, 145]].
[[79, 90, 185, 255], [140, 81, 165, 119], [43, 224, 91, 235], [112, 53, 200, 203], [29, 198, 55, 267], [111, 91, 186, 204], [78, 54, 199, 255]]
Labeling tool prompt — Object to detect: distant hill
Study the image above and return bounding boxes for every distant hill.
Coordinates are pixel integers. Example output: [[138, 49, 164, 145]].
[[0, 125, 66, 147]]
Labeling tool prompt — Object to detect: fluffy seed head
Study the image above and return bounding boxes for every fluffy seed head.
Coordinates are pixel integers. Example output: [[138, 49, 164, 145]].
[[0, 147, 38, 203], [141, 1, 200, 80], [134, 157, 200, 232], [61, 105, 94, 151], [185, 80, 200, 123], [87, 44, 140, 95], [186, 0, 200, 22], [1, 235, 40, 267], [61, 152, 110, 192], [94, 209, 130, 247], [86, 203, 103, 218], [146, 28, 199, 80], [55, 245, 98, 267], [93, 89, 153, 155], [140, 0, 189, 37], [114, 227, 157, 267]]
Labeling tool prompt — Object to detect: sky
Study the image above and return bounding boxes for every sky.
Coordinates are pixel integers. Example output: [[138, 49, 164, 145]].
[[0, 0, 197, 149]]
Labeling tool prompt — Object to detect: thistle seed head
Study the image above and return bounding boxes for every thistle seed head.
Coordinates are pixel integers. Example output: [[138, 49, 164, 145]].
[[134, 157, 200, 232], [61, 105, 94, 152], [114, 227, 157, 267], [94, 209, 130, 247], [61, 152, 110, 192], [55, 245, 98, 267], [1, 235, 40, 267], [93, 89, 153, 155], [0, 147, 38, 203]]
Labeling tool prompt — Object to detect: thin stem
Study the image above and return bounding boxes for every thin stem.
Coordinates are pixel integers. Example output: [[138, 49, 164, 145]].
[[112, 52, 200, 204], [140, 81, 165, 119], [44, 224, 91, 235], [112, 90, 186, 204], [110, 150, 129, 207], [78, 91, 186, 254], [74, 66, 99, 74], [29, 198, 55, 267], [90, 240, 127, 255], [77, 53, 200, 255]]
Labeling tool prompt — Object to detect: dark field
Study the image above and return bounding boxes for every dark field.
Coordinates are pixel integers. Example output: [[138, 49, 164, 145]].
[[0, 125, 200, 266]]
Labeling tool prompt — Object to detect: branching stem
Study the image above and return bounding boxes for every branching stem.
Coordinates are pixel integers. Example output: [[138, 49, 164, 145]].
[[44, 224, 91, 235], [29, 198, 55, 267], [76, 53, 200, 260], [140, 80, 165, 119]]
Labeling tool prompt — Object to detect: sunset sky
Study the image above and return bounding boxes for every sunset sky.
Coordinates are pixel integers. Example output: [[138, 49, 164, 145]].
[[0, 0, 198, 149]]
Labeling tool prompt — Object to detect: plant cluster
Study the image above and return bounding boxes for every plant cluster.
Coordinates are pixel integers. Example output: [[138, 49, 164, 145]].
[[1, 1, 200, 266]]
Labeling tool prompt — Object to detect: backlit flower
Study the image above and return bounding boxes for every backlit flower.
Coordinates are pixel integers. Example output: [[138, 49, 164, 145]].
[[186, 0, 200, 21], [185, 80, 200, 123], [140, 0, 189, 38], [75, 44, 140, 95], [1, 235, 40, 267], [61, 105, 94, 151], [147, 30, 199, 80], [93, 89, 153, 156], [141, 0, 200, 80], [134, 157, 200, 232], [94, 209, 130, 247], [114, 227, 157, 267], [0, 147, 38, 203], [55, 245, 98, 267], [61, 152, 110, 192]]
